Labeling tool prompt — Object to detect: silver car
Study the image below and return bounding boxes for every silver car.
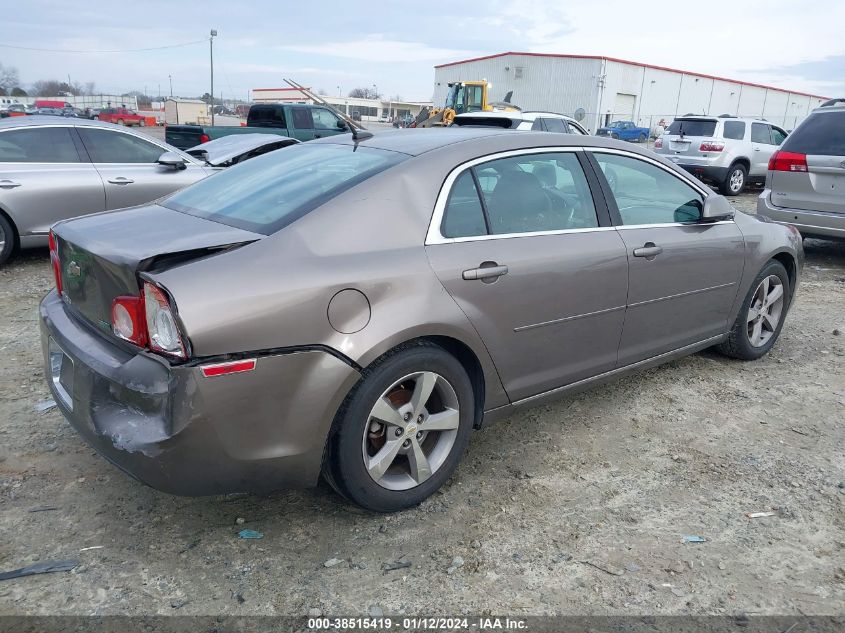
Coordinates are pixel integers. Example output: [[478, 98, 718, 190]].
[[453, 110, 588, 134], [40, 128, 802, 512], [0, 117, 210, 265], [757, 102, 845, 240], [654, 116, 788, 196]]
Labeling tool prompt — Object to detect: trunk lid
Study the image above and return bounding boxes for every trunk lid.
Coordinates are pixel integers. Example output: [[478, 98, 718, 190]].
[[54, 204, 262, 336]]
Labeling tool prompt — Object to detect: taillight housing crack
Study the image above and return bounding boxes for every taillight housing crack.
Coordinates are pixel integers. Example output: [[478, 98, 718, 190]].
[[110, 280, 187, 360]]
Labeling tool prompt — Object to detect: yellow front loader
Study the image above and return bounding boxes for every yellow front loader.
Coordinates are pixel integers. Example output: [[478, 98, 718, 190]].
[[414, 81, 519, 128]]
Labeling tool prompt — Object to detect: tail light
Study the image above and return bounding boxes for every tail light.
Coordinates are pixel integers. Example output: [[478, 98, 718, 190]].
[[109, 281, 186, 359], [653, 138, 663, 149], [699, 141, 725, 152], [199, 133, 210, 144], [143, 282, 186, 359], [48, 229, 62, 294], [768, 150, 808, 172]]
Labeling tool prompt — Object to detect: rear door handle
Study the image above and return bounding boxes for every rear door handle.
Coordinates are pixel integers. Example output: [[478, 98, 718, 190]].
[[0, 179, 21, 189], [462, 264, 509, 281], [107, 177, 134, 185], [632, 243, 663, 259]]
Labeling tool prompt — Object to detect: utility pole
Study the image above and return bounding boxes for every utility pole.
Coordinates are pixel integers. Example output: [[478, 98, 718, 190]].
[[168, 75, 173, 98], [210, 29, 217, 125]]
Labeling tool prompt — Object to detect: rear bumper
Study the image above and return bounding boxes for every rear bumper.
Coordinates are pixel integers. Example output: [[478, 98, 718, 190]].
[[673, 163, 728, 184], [39, 290, 361, 496], [757, 191, 845, 240]]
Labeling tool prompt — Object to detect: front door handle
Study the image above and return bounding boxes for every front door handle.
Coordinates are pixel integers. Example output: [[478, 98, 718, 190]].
[[462, 264, 509, 281], [0, 179, 21, 189], [633, 243, 663, 259], [107, 177, 134, 185]]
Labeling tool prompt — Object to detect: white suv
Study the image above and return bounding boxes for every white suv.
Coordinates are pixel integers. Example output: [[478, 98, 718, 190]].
[[452, 110, 588, 135], [654, 116, 788, 195]]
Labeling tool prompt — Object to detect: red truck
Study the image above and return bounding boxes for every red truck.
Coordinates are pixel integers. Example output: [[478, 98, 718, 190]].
[[97, 107, 147, 127]]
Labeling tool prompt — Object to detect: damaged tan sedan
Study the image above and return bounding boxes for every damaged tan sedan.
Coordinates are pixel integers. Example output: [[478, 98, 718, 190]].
[[41, 128, 802, 512]]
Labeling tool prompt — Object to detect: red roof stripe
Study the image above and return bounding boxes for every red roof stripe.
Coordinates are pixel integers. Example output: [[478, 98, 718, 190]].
[[434, 52, 828, 100], [252, 87, 311, 92]]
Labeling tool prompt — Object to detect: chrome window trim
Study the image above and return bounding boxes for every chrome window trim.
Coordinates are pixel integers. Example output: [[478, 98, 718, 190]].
[[426, 145, 598, 245], [0, 124, 86, 165], [587, 147, 711, 199]]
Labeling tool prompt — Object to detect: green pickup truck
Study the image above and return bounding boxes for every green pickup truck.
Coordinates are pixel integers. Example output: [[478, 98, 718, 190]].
[[166, 103, 351, 149]]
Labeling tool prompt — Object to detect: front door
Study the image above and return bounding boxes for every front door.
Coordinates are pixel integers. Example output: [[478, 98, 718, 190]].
[[0, 125, 105, 237], [76, 127, 206, 209], [589, 150, 745, 366], [425, 149, 629, 402]]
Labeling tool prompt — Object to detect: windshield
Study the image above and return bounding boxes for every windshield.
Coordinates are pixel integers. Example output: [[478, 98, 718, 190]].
[[162, 144, 407, 235], [667, 119, 717, 137]]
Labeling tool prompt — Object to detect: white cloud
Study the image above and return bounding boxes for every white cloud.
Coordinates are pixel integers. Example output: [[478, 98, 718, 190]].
[[277, 35, 481, 63]]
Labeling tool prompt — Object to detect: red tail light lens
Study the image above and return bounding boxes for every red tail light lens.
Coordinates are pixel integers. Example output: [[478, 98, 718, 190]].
[[143, 282, 186, 359], [768, 150, 808, 172], [199, 133, 210, 144], [699, 141, 725, 152], [111, 296, 147, 346], [48, 229, 63, 294], [653, 138, 663, 149]]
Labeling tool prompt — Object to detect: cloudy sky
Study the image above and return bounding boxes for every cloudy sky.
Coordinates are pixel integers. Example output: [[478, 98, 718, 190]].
[[2, 0, 844, 101]]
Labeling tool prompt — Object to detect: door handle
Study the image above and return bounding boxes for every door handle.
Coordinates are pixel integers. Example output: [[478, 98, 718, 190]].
[[0, 179, 21, 189], [314, 134, 322, 138], [633, 243, 663, 259], [107, 177, 134, 185], [462, 264, 509, 281]]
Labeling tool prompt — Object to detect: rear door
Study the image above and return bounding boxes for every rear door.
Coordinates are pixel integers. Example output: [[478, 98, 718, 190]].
[[0, 125, 105, 237], [290, 107, 316, 141], [425, 149, 629, 401], [589, 150, 745, 365], [77, 127, 207, 209], [771, 109, 845, 214], [750, 122, 776, 176]]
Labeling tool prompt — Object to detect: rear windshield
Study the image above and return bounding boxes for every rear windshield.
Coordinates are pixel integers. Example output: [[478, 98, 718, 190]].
[[667, 119, 717, 137], [782, 111, 845, 156], [162, 144, 406, 234]]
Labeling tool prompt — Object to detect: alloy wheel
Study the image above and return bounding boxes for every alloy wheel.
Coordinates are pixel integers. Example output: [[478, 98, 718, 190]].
[[0, 223, 5, 254], [747, 274, 785, 347], [729, 168, 745, 193], [362, 371, 460, 491]]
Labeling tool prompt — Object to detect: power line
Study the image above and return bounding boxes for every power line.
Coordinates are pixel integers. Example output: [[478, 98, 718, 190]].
[[0, 40, 206, 54]]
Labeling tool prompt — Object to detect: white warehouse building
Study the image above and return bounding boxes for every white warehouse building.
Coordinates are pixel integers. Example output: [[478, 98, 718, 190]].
[[433, 52, 828, 135]]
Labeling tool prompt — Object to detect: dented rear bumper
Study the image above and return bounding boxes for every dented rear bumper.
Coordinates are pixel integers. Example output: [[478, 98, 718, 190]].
[[39, 290, 360, 496]]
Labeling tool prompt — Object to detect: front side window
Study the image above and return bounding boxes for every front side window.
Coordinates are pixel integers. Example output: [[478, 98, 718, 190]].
[[751, 123, 773, 144], [465, 85, 484, 112], [0, 127, 81, 163], [291, 108, 314, 129], [770, 127, 787, 145], [439, 152, 598, 238], [78, 128, 165, 163], [312, 108, 341, 130], [722, 120, 746, 140], [593, 152, 703, 225], [163, 144, 406, 235]]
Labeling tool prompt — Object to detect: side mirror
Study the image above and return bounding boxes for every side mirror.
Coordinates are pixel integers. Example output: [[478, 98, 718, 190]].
[[157, 151, 187, 170], [336, 120, 348, 130], [700, 195, 735, 222]]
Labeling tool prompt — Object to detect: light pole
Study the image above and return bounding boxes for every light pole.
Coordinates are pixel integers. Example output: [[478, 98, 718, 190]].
[[210, 29, 217, 125], [337, 85, 341, 97], [168, 75, 172, 98]]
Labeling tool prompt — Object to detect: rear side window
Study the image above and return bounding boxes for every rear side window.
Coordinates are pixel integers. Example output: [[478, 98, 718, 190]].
[[667, 119, 716, 137], [751, 123, 773, 144], [722, 121, 746, 140], [0, 127, 81, 163], [162, 144, 406, 234], [542, 118, 568, 133], [249, 106, 286, 127], [292, 108, 314, 129], [782, 112, 845, 156], [442, 171, 487, 238]]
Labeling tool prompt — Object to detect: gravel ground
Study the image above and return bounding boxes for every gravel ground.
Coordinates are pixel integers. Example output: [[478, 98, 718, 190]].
[[0, 192, 843, 617]]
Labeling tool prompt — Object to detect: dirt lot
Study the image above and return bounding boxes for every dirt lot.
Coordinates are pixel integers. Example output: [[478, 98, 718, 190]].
[[0, 192, 843, 617]]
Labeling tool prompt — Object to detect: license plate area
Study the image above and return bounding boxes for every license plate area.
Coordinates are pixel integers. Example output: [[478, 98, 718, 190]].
[[49, 338, 74, 410]]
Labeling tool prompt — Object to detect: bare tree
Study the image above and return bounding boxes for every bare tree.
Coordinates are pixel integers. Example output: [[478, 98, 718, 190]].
[[31, 79, 74, 97], [83, 82, 96, 96], [0, 62, 20, 94], [348, 87, 381, 100], [11, 87, 27, 97], [389, 94, 403, 102]]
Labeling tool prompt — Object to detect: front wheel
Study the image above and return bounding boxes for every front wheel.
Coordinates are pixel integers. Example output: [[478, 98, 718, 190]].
[[717, 260, 790, 360], [0, 213, 15, 266], [720, 163, 747, 196], [611, 132, 619, 140], [324, 342, 474, 512], [639, 133, 647, 143], [117, 118, 125, 126], [138, 119, 145, 127]]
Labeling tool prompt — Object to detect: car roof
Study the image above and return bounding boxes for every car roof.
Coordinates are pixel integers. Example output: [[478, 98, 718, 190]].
[[0, 115, 131, 131]]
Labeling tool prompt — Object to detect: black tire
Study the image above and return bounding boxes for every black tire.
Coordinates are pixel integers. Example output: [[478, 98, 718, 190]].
[[138, 119, 145, 127], [720, 163, 747, 196], [324, 341, 474, 512], [611, 132, 620, 140], [638, 133, 647, 143], [0, 213, 15, 266], [717, 260, 790, 360]]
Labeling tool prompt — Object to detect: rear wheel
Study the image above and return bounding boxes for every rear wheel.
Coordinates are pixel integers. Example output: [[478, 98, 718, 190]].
[[0, 213, 16, 266], [717, 260, 790, 360], [611, 132, 620, 140], [638, 133, 647, 143], [117, 118, 125, 126], [138, 119, 145, 127], [324, 342, 474, 512], [720, 163, 747, 196]]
